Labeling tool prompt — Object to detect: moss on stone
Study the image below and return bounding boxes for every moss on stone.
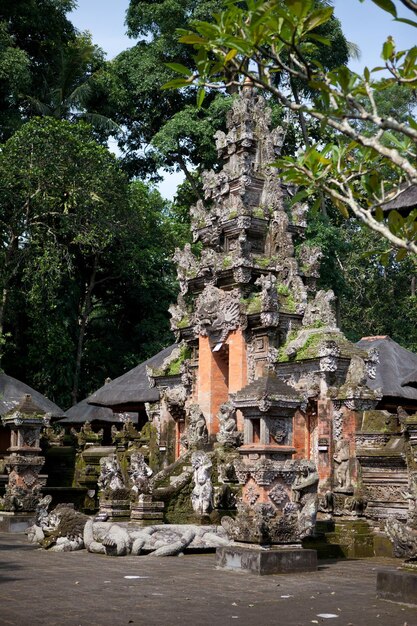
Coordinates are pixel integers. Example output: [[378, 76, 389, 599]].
[[241, 293, 262, 314]]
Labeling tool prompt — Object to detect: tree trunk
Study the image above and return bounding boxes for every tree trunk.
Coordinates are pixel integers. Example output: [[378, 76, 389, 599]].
[[71, 255, 98, 405]]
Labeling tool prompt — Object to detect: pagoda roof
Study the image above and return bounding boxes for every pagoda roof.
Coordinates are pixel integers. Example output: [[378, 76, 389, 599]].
[[356, 336, 417, 400], [0, 373, 64, 418]]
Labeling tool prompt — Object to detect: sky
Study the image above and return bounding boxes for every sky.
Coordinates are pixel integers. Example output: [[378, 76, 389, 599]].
[[69, 0, 417, 198]]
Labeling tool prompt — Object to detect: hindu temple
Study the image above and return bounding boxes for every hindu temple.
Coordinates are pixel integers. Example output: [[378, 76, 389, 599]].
[[1, 86, 417, 576]]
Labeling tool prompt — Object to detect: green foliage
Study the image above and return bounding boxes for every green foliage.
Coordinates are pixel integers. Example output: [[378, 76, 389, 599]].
[[171, 0, 417, 254], [0, 0, 78, 139]]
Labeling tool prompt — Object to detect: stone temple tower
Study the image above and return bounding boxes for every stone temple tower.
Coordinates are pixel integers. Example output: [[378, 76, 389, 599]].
[[148, 83, 380, 515], [149, 83, 323, 455]]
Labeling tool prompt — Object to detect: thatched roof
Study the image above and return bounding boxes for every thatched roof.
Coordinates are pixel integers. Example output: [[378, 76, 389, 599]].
[[382, 184, 417, 211], [59, 398, 138, 424], [356, 336, 417, 400], [0, 372, 64, 418], [87, 344, 178, 408]]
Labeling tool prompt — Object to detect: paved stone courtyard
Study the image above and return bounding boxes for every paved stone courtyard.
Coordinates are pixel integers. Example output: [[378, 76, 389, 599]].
[[0, 533, 416, 626]]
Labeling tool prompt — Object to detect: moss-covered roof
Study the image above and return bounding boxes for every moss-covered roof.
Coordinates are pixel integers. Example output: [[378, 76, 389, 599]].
[[234, 372, 301, 403]]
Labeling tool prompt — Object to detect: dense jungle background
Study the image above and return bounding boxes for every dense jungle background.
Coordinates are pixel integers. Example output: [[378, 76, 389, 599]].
[[0, 0, 416, 409]]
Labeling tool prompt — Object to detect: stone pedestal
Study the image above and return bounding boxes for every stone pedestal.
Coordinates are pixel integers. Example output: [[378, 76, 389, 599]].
[[98, 499, 130, 521], [216, 544, 317, 575], [0, 511, 36, 533], [130, 495, 164, 525], [377, 569, 417, 606]]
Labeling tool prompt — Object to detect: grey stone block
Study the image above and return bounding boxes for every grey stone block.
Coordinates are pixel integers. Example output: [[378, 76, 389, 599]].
[[377, 569, 417, 606], [216, 544, 317, 575]]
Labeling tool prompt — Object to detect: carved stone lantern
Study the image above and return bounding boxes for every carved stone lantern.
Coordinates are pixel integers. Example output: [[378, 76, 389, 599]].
[[0, 394, 49, 528]]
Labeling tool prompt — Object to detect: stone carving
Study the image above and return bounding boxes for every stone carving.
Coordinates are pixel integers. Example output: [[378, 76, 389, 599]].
[[183, 404, 208, 447], [173, 243, 198, 295], [98, 454, 125, 493], [27, 503, 88, 552], [168, 294, 189, 332], [191, 451, 213, 516], [194, 284, 241, 342], [365, 347, 379, 380], [266, 417, 287, 444], [385, 517, 417, 561], [216, 402, 242, 447], [129, 452, 153, 497], [269, 483, 288, 506], [319, 340, 341, 373], [332, 406, 344, 441], [162, 385, 188, 415], [303, 290, 337, 328], [298, 244, 322, 278], [333, 440, 352, 492], [42, 425, 65, 447], [267, 211, 294, 260], [292, 463, 319, 538], [111, 419, 141, 449], [83, 521, 230, 557], [255, 273, 279, 327], [71, 422, 103, 451]]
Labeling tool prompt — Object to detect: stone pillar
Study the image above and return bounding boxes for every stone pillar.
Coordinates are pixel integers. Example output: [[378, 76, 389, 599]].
[[0, 395, 48, 528], [197, 335, 229, 436], [227, 329, 247, 431]]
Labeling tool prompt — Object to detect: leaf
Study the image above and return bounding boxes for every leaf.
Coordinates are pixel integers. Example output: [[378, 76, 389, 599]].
[[396, 248, 407, 261], [303, 7, 334, 33], [165, 63, 192, 77], [178, 34, 207, 45], [395, 17, 417, 28], [161, 78, 191, 90], [224, 48, 238, 63], [196, 88, 205, 108], [382, 38, 394, 61], [370, 0, 397, 17]]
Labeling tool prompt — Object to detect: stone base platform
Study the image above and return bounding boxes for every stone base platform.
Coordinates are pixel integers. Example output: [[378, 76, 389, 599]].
[[0, 511, 36, 533], [216, 544, 317, 575], [377, 568, 417, 606], [130, 497, 164, 526]]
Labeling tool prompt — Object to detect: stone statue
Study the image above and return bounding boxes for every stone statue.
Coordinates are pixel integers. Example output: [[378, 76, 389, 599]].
[[173, 243, 198, 295], [302, 289, 337, 328], [83, 521, 229, 557], [333, 440, 351, 492], [292, 463, 319, 538], [128, 452, 153, 497], [27, 503, 88, 552], [385, 471, 417, 561], [191, 450, 213, 516], [216, 402, 241, 447], [184, 404, 208, 447], [97, 454, 125, 493]]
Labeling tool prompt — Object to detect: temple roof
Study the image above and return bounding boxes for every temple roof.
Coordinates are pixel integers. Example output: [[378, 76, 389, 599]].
[[86, 344, 178, 408], [59, 398, 138, 424], [234, 372, 301, 404], [382, 184, 417, 211], [356, 336, 417, 400], [0, 373, 64, 418]]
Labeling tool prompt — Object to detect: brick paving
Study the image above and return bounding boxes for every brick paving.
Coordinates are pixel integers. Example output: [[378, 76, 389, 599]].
[[0, 532, 416, 626]]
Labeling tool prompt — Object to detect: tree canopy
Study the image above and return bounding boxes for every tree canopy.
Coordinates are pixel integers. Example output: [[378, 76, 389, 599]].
[[168, 0, 417, 254]]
